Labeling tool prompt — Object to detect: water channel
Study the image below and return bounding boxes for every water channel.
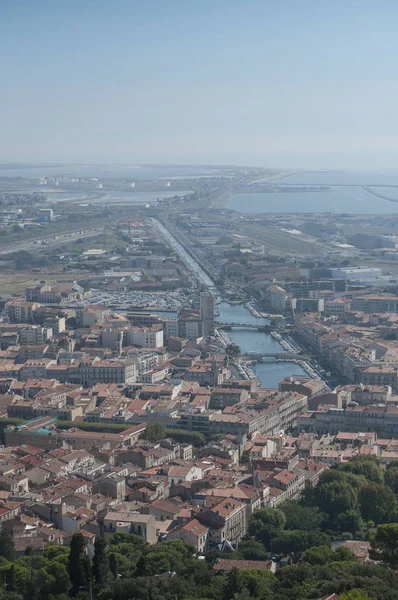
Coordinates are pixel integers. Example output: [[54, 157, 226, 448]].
[[217, 302, 307, 387], [152, 219, 307, 387]]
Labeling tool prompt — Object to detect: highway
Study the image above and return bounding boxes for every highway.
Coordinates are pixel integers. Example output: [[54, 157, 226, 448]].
[[0, 227, 102, 256]]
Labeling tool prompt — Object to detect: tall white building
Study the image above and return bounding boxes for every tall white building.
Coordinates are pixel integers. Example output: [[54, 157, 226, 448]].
[[164, 319, 179, 341], [126, 328, 164, 348], [200, 292, 215, 336], [331, 267, 382, 281]]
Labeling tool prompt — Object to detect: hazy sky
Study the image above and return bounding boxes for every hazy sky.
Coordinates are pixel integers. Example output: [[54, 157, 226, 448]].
[[2, 0, 398, 169]]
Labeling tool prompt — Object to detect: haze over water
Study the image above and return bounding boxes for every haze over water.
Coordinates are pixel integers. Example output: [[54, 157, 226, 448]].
[[229, 171, 398, 214]]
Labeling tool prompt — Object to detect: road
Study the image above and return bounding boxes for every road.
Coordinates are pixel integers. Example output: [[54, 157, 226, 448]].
[[151, 218, 216, 289], [0, 227, 102, 256]]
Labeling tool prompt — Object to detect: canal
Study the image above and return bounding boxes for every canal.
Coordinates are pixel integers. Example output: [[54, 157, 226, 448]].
[[217, 302, 307, 387], [151, 219, 215, 289], [153, 218, 307, 387]]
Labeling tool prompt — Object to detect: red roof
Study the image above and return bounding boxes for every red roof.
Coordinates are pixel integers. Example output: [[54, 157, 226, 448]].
[[213, 559, 274, 572]]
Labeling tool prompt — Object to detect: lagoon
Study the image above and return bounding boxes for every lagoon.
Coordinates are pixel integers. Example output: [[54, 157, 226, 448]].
[[229, 186, 398, 214]]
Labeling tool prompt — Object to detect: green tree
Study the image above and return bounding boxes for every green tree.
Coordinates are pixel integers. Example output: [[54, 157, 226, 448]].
[[0, 530, 15, 561], [109, 552, 119, 578], [109, 532, 145, 547], [385, 465, 398, 494], [339, 590, 372, 600], [335, 510, 363, 535], [371, 523, 398, 568], [272, 530, 330, 556], [6, 564, 16, 592], [316, 469, 367, 493], [135, 555, 148, 577], [42, 561, 71, 598], [43, 544, 69, 562], [140, 423, 166, 442], [248, 508, 286, 547], [237, 539, 268, 561], [280, 502, 325, 531], [92, 538, 109, 588], [359, 482, 398, 524], [68, 533, 89, 595], [225, 344, 241, 359], [317, 481, 358, 521], [333, 546, 358, 562], [165, 429, 205, 446], [223, 567, 244, 600], [302, 545, 333, 565], [301, 544, 357, 566], [341, 455, 384, 485]]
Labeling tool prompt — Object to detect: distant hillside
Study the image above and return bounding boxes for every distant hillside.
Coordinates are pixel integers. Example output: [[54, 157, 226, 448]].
[[347, 233, 395, 250]]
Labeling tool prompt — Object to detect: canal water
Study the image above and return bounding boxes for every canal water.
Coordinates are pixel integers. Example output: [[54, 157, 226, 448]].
[[217, 302, 307, 388], [152, 219, 216, 289], [153, 219, 308, 388]]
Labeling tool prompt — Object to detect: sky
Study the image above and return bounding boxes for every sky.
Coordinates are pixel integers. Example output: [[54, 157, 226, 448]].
[[1, 0, 398, 170]]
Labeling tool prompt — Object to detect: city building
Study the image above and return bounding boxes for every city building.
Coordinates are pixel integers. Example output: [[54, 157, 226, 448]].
[[168, 518, 209, 553], [4, 301, 39, 323], [103, 512, 157, 543], [296, 298, 324, 313], [200, 292, 215, 336], [298, 405, 398, 435], [266, 285, 296, 313], [38, 208, 54, 223], [351, 295, 398, 314], [197, 497, 247, 548]]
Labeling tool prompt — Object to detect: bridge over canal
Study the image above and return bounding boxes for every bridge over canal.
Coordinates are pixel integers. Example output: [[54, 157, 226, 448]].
[[215, 322, 271, 332], [242, 352, 311, 360]]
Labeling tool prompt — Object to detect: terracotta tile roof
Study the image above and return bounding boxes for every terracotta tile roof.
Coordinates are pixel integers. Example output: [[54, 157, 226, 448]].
[[181, 518, 208, 537], [213, 559, 274, 571]]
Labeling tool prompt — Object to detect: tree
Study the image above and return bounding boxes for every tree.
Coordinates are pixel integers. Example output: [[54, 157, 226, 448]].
[[359, 483, 398, 524], [43, 544, 69, 562], [341, 455, 384, 485], [164, 429, 205, 446], [385, 466, 398, 494], [225, 344, 241, 359], [339, 590, 372, 600], [92, 538, 109, 588], [6, 564, 16, 592], [0, 530, 15, 561], [335, 510, 363, 536], [280, 502, 325, 532], [371, 523, 398, 568], [223, 567, 244, 600], [42, 561, 71, 597], [68, 533, 89, 594], [237, 539, 268, 561], [248, 508, 286, 547], [109, 552, 119, 578], [333, 546, 358, 562], [140, 423, 166, 443], [302, 545, 333, 565], [272, 530, 330, 556], [316, 469, 367, 494], [109, 532, 145, 547], [135, 555, 148, 577], [317, 481, 358, 522]]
